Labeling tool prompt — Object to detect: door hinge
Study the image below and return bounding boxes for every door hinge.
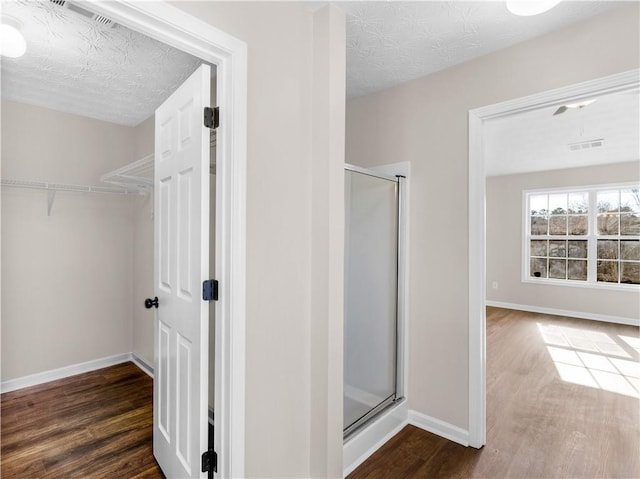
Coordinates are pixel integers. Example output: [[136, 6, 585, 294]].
[[201, 449, 217, 474], [204, 107, 219, 129], [203, 279, 219, 301]]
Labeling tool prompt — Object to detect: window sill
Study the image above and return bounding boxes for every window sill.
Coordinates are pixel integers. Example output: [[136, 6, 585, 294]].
[[521, 277, 640, 292]]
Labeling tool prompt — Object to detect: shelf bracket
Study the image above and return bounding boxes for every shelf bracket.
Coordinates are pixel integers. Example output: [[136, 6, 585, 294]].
[[47, 190, 57, 216]]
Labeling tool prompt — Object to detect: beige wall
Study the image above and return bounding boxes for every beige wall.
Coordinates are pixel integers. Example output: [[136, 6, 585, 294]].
[[309, 5, 345, 478], [131, 115, 155, 367], [1, 100, 136, 380], [487, 162, 640, 321], [171, 3, 345, 477], [346, 5, 640, 430]]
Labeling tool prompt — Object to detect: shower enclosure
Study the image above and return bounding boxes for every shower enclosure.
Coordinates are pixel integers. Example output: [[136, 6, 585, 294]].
[[344, 164, 404, 437]]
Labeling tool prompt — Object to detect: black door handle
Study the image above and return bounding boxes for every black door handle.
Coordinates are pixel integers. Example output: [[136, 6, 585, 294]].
[[145, 297, 159, 309]]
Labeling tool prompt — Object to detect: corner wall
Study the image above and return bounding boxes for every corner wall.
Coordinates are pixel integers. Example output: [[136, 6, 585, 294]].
[[172, 2, 326, 476], [131, 115, 155, 367], [346, 4, 640, 431], [486, 162, 640, 322], [1, 100, 136, 381]]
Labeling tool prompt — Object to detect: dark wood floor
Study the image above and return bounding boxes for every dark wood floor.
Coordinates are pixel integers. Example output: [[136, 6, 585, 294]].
[[348, 307, 640, 478], [2, 309, 638, 478], [0, 362, 163, 478]]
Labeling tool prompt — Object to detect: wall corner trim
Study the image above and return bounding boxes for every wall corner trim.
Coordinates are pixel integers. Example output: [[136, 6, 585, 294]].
[[408, 410, 470, 447]]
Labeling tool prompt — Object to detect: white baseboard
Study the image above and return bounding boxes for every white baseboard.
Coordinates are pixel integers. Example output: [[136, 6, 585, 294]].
[[131, 353, 154, 378], [0, 353, 133, 393], [343, 400, 408, 477], [408, 410, 469, 447], [485, 300, 639, 327]]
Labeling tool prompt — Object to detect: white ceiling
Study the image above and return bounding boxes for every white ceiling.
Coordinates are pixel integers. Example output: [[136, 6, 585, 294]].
[[341, 1, 627, 98], [484, 89, 640, 176], [1, 0, 204, 126], [1, 0, 636, 176]]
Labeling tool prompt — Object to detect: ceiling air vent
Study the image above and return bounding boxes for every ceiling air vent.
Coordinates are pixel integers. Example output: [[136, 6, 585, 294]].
[[568, 138, 604, 152], [49, 0, 116, 28]]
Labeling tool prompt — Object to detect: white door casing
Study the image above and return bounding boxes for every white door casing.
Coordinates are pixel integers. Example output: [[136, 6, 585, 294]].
[[468, 69, 640, 450], [154, 64, 210, 478], [84, 3, 248, 476]]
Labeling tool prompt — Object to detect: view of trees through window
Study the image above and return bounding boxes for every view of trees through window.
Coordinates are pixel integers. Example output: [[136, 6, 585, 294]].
[[527, 186, 640, 286]]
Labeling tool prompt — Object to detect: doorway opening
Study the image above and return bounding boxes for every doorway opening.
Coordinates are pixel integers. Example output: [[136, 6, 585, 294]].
[[0, 1, 247, 477], [468, 69, 640, 448]]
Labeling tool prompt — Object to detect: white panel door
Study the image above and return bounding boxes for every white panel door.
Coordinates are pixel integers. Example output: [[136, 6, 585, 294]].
[[154, 64, 210, 479]]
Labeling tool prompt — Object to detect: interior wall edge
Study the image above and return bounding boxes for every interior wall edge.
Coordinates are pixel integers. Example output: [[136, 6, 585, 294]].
[[485, 301, 640, 327]]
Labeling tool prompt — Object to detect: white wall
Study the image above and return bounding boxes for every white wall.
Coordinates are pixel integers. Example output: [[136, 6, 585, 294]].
[[346, 5, 640, 431], [486, 162, 640, 322], [1, 100, 136, 380]]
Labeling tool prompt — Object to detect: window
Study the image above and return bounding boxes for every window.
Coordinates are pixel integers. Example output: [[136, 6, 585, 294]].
[[525, 185, 640, 287]]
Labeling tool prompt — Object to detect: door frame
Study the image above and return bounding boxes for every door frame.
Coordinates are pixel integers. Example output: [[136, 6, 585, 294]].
[[467, 68, 640, 448], [88, 2, 247, 477]]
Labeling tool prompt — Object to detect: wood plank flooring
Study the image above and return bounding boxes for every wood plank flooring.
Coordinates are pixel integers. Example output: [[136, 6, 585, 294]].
[[0, 362, 164, 478], [348, 307, 640, 479], [1, 309, 637, 478]]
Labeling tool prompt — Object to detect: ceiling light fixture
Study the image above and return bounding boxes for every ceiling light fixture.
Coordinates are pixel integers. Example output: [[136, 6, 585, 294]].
[[0, 15, 27, 58], [553, 99, 597, 116], [506, 0, 562, 16]]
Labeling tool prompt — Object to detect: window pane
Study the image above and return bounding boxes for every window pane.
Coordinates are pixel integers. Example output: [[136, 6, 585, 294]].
[[620, 189, 640, 213], [620, 262, 640, 284], [621, 240, 640, 261], [597, 240, 618, 259], [597, 214, 618, 235], [549, 194, 567, 215], [597, 190, 619, 213], [568, 240, 588, 258], [568, 192, 588, 214], [549, 216, 567, 235], [568, 215, 588, 235], [597, 261, 618, 283], [620, 213, 640, 235], [568, 260, 587, 281], [549, 259, 566, 279], [530, 258, 547, 278], [531, 216, 548, 235], [549, 240, 566, 258], [530, 195, 548, 216], [530, 240, 547, 257]]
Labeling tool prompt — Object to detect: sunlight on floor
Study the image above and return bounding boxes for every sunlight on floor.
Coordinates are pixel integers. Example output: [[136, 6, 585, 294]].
[[538, 323, 640, 398]]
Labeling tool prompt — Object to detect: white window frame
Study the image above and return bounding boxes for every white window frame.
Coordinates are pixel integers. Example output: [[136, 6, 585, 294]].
[[522, 182, 640, 291]]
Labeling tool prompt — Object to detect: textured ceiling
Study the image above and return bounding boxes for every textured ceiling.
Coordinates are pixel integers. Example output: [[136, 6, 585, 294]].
[[484, 89, 640, 176], [0, 0, 631, 130], [342, 1, 627, 98], [0, 0, 204, 126]]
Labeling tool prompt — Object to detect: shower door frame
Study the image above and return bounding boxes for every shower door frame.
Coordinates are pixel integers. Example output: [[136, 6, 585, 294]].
[[343, 163, 409, 438]]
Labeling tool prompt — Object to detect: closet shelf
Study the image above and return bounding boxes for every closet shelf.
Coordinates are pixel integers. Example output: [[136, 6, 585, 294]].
[[100, 154, 154, 194], [0, 178, 142, 195]]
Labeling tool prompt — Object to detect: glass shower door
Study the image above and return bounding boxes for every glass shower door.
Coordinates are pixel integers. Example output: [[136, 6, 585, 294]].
[[344, 166, 399, 436]]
